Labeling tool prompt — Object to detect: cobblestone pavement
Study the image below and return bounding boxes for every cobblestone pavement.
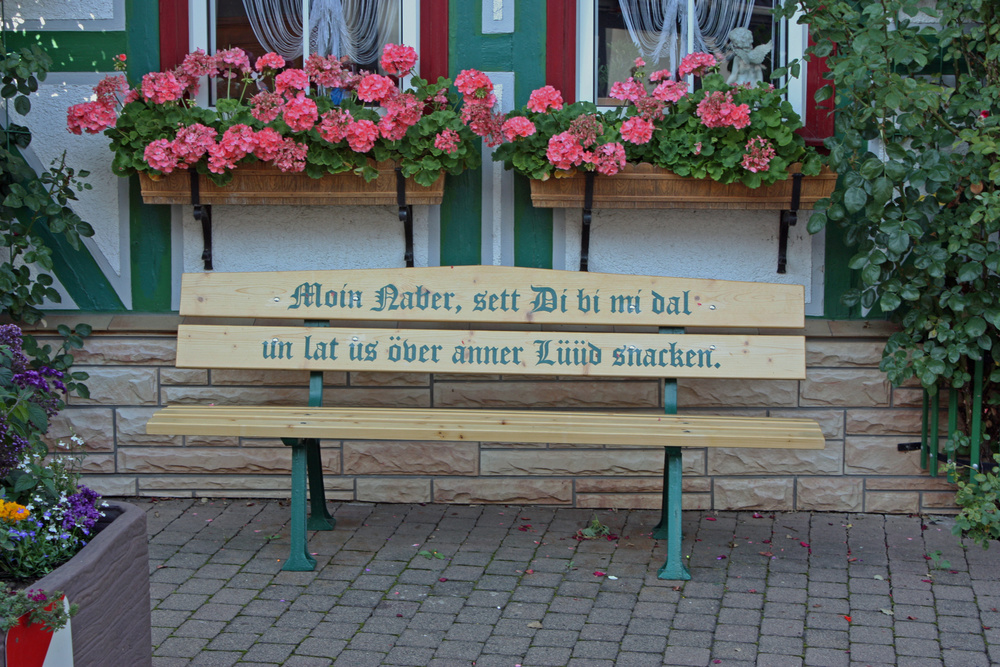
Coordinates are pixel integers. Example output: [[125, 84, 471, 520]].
[[137, 498, 999, 667]]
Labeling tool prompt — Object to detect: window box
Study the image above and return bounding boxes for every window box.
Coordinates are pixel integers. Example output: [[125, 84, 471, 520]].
[[138, 161, 445, 207], [528, 163, 836, 210]]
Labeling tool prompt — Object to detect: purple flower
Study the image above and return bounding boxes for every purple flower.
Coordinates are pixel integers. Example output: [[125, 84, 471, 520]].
[[62, 485, 102, 532]]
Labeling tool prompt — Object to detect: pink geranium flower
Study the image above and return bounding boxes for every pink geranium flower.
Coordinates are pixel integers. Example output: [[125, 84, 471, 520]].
[[181, 49, 218, 79], [214, 47, 252, 79], [66, 100, 117, 134], [678, 52, 717, 78], [697, 91, 751, 129], [172, 123, 218, 166], [589, 142, 626, 175], [620, 116, 655, 144], [546, 131, 587, 171], [275, 69, 310, 98], [609, 78, 645, 103], [272, 138, 308, 172], [527, 85, 564, 113], [380, 43, 418, 76], [652, 79, 688, 104], [356, 74, 397, 103], [255, 52, 285, 72], [306, 54, 353, 89], [282, 93, 318, 132], [253, 127, 285, 161], [434, 128, 461, 154], [741, 136, 776, 172], [318, 109, 354, 143], [346, 119, 380, 152], [250, 91, 284, 124], [141, 71, 184, 104], [143, 139, 179, 173], [454, 69, 494, 103], [502, 116, 537, 142]]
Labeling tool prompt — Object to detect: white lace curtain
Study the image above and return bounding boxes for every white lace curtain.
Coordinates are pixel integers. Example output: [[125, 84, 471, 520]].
[[618, 0, 755, 74], [241, 0, 398, 64]]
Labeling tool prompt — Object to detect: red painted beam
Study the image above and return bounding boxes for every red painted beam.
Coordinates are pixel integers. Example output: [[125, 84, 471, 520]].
[[546, 0, 577, 103], [159, 0, 189, 71], [801, 36, 835, 149], [420, 0, 449, 82]]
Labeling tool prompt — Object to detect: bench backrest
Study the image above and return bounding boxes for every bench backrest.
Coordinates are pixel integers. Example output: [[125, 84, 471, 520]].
[[176, 265, 807, 380]]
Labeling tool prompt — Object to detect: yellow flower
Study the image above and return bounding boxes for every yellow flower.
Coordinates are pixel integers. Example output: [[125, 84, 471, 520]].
[[0, 500, 30, 523]]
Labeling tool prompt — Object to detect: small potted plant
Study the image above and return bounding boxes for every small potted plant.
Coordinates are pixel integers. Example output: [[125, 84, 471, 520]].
[[67, 45, 487, 206], [491, 53, 834, 210]]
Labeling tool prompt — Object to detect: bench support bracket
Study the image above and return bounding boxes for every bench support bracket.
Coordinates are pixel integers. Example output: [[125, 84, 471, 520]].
[[777, 173, 803, 274]]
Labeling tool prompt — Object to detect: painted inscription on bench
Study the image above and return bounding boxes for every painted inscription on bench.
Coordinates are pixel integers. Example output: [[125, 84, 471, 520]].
[[286, 283, 694, 318], [259, 333, 721, 372]]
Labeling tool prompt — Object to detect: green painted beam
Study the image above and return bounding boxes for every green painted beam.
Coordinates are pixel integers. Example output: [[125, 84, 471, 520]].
[[440, 2, 487, 266], [4, 31, 127, 72], [29, 215, 125, 311], [5, 144, 124, 311], [438, 170, 483, 266], [124, 0, 173, 311], [511, 1, 551, 268]]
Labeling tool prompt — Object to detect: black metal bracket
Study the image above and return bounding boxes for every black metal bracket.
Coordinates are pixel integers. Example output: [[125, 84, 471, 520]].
[[777, 172, 803, 274], [191, 171, 213, 271], [580, 171, 595, 272], [396, 168, 414, 268]]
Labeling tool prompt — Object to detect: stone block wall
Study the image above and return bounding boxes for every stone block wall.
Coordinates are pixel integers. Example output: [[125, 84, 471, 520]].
[[31, 316, 957, 513]]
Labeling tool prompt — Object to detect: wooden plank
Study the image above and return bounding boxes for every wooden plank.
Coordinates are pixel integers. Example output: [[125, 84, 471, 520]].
[[179, 265, 805, 328], [147, 406, 826, 449], [176, 325, 807, 379]]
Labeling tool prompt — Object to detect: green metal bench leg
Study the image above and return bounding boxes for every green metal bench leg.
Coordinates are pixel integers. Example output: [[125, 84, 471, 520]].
[[282, 439, 317, 571], [305, 438, 335, 531], [657, 446, 691, 580]]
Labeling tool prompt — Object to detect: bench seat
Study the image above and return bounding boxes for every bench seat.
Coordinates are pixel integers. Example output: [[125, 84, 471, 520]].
[[148, 406, 825, 449]]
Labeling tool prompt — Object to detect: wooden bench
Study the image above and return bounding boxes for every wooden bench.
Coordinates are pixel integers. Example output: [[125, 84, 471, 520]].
[[146, 265, 824, 580]]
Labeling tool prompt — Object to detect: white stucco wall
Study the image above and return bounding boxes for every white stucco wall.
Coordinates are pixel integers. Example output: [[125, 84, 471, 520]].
[[180, 205, 413, 274], [2, 0, 118, 24], [558, 207, 820, 312], [11, 78, 126, 280]]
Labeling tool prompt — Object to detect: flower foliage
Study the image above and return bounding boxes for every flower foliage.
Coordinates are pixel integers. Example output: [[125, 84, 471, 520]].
[[0, 436, 106, 580], [0, 588, 77, 633], [492, 53, 821, 187], [71, 44, 490, 187], [1, 324, 101, 582]]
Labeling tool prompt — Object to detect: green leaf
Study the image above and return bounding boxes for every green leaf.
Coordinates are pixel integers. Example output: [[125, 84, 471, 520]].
[[844, 186, 868, 213], [13, 95, 30, 116], [966, 317, 987, 338], [25, 402, 48, 431], [957, 261, 982, 283]]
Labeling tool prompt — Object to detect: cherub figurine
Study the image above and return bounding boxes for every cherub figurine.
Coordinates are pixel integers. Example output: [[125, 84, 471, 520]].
[[725, 27, 772, 86]]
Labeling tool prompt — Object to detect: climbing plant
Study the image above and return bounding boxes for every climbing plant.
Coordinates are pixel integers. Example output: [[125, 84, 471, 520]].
[[776, 0, 1000, 544], [0, 41, 91, 397]]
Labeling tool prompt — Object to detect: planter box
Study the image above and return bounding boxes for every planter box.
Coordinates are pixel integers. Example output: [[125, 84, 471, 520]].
[[529, 163, 837, 210], [1, 501, 151, 667], [139, 161, 445, 206]]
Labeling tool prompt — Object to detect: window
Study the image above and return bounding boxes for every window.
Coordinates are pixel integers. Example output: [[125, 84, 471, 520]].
[[578, 0, 807, 117], [187, 0, 417, 105]]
